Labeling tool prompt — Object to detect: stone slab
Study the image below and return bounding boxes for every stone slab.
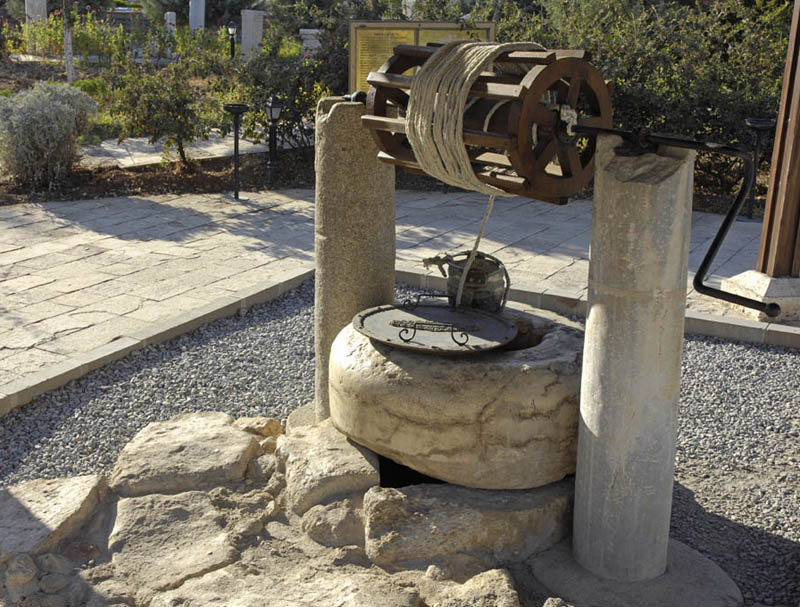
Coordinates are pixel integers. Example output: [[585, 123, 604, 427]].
[[721, 270, 800, 322], [109, 491, 238, 605], [530, 539, 743, 607], [0, 476, 105, 565], [110, 412, 261, 497], [275, 419, 380, 515], [363, 480, 573, 575]]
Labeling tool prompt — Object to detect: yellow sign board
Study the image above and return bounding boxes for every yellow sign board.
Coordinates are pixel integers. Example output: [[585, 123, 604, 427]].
[[349, 21, 496, 93]]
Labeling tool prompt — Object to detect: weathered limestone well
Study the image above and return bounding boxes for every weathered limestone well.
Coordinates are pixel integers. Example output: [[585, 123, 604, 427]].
[[329, 304, 583, 489], [573, 135, 695, 581], [314, 97, 395, 422]]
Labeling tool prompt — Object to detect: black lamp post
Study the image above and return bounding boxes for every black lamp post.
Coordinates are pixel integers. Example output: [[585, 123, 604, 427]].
[[227, 21, 237, 60], [223, 103, 250, 201], [742, 116, 777, 220], [265, 95, 284, 187]]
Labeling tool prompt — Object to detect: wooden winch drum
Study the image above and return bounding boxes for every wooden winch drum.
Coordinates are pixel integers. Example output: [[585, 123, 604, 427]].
[[362, 44, 613, 204]]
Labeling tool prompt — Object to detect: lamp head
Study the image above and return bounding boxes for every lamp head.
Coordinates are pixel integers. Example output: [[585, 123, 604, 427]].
[[265, 95, 285, 122]]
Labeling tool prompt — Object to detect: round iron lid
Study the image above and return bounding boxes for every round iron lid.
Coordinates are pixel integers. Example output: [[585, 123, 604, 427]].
[[353, 304, 518, 355]]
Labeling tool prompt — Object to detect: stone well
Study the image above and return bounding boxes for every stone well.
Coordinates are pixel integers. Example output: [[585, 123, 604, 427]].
[[328, 304, 584, 490]]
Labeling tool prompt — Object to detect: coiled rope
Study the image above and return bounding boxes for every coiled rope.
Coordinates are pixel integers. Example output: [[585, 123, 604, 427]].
[[406, 40, 545, 306]]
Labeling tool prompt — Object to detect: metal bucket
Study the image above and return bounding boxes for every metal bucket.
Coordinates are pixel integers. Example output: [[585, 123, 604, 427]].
[[425, 251, 510, 312]]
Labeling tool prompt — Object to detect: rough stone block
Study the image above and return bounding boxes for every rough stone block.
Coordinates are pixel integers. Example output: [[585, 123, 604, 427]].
[[363, 480, 573, 573], [109, 491, 238, 605], [110, 412, 261, 497], [275, 420, 379, 515], [0, 476, 105, 566]]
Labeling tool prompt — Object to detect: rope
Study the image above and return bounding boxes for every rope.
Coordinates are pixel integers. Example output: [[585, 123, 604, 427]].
[[405, 41, 545, 306], [455, 193, 495, 307]]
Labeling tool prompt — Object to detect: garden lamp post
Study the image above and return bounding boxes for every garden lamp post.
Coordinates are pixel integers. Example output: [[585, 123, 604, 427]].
[[223, 103, 250, 201], [227, 21, 237, 60], [265, 95, 284, 187]]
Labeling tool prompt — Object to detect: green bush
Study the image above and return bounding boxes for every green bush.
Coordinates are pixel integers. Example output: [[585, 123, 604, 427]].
[[0, 82, 97, 188], [109, 59, 214, 166], [73, 76, 109, 100]]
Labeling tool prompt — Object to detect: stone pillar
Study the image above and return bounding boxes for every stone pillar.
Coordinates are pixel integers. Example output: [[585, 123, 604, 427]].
[[573, 135, 695, 582], [25, 0, 46, 24], [188, 0, 204, 31], [314, 98, 395, 423], [164, 11, 177, 33], [300, 29, 322, 55], [25, 0, 46, 54], [240, 10, 265, 56]]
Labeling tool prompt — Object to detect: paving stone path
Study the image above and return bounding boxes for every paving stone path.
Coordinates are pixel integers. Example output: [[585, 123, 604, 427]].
[[0, 188, 787, 412]]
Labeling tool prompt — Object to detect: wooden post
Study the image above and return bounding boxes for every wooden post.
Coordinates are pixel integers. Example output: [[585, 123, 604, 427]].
[[758, 1, 800, 278]]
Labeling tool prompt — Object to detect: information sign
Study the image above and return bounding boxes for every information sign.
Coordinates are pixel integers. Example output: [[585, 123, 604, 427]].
[[349, 21, 495, 93]]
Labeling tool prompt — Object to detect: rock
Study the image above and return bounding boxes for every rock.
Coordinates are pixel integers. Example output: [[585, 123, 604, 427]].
[[265, 471, 286, 499], [260, 436, 278, 454], [234, 417, 283, 438], [302, 499, 364, 547], [543, 599, 574, 607], [416, 569, 521, 607], [331, 545, 370, 567], [4, 553, 39, 603], [275, 420, 379, 515], [5, 554, 38, 586], [109, 412, 261, 497], [0, 476, 105, 565], [108, 491, 238, 605], [329, 308, 583, 489], [66, 578, 89, 607], [35, 555, 73, 577], [285, 403, 315, 435], [363, 481, 572, 574], [17, 592, 67, 607], [247, 454, 277, 484], [151, 560, 421, 607], [38, 573, 71, 594]]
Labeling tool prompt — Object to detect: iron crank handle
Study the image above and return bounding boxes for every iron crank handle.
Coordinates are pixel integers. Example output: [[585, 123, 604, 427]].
[[692, 153, 780, 318], [573, 124, 781, 317]]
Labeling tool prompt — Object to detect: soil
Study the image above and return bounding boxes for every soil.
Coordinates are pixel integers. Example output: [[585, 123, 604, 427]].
[[0, 148, 459, 206], [0, 56, 102, 92]]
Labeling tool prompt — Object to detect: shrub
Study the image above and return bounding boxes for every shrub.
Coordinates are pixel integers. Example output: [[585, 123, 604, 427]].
[[109, 59, 214, 166], [0, 82, 97, 188], [73, 76, 109, 101]]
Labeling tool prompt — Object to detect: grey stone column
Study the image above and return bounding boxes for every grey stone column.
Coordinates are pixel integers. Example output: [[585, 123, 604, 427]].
[[240, 10, 265, 56], [573, 135, 695, 582], [314, 98, 395, 422], [188, 0, 204, 31]]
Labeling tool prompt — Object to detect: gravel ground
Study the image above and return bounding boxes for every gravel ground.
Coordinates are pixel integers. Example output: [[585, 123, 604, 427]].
[[0, 280, 798, 606]]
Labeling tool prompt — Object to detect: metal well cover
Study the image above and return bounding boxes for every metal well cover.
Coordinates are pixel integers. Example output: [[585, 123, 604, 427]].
[[353, 303, 517, 355]]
